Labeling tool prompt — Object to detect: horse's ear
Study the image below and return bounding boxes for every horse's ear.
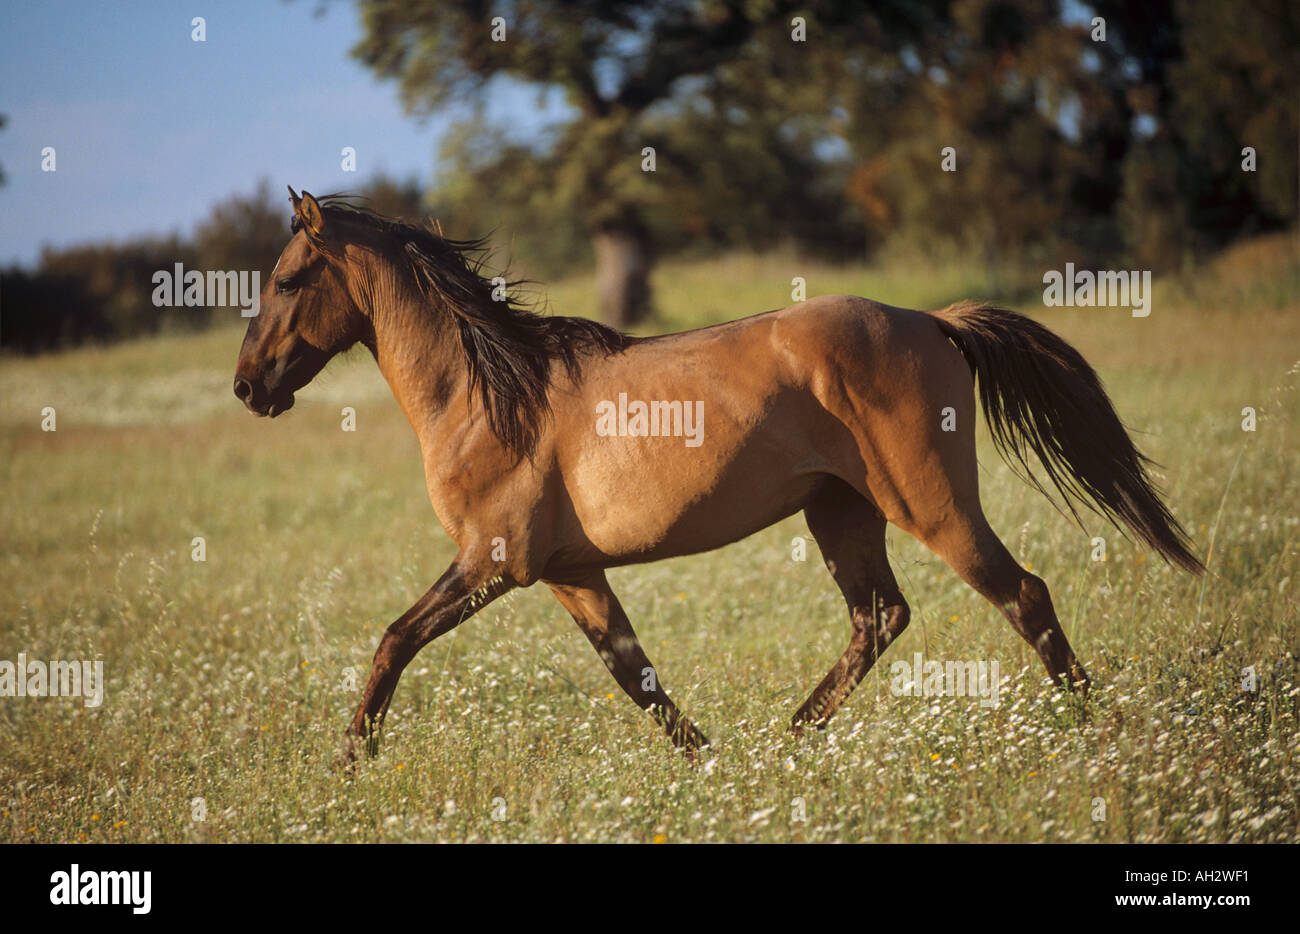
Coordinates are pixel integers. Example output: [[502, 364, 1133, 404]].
[[292, 189, 326, 240], [287, 185, 301, 210]]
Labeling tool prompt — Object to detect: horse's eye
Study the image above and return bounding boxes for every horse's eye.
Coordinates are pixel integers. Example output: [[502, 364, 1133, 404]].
[[275, 278, 298, 295]]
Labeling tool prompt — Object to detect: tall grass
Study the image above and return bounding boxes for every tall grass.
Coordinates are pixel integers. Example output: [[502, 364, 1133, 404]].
[[1, 235, 1296, 842]]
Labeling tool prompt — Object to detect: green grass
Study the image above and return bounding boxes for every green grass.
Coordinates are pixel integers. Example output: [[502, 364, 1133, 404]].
[[2, 236, 1298, 842]]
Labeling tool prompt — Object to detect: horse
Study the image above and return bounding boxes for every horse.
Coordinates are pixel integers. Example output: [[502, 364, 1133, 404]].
[[234, 188, 1204, 763]]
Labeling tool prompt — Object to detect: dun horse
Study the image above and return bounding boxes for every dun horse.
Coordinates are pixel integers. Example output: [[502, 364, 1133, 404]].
[[235, 189, 1203, 762]]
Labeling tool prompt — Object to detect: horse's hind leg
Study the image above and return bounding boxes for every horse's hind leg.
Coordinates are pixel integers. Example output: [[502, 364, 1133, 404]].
[[547, 571, 709, 751], [919, 512, 1090, 690], [792, 479, 910, 731]]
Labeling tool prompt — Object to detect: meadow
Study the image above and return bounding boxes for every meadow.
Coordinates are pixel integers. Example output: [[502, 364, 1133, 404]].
[[1, 235, 1297, 843]]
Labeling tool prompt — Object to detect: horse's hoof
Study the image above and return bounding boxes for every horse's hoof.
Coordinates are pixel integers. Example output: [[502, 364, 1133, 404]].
[[789, 715, 826, 738], [336, 732, 364, 777], [673, 719, 710, 753]]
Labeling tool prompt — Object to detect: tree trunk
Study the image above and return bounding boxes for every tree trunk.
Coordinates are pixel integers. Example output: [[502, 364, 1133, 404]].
[[592, 216, 652, 327]]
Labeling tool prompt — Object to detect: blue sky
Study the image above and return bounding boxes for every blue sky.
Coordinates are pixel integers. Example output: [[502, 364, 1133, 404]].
[[0, 0, 562, 267]]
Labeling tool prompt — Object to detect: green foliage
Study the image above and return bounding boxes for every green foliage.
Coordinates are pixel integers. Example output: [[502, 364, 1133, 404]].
[[350, 173, 428, 222], [1095, 0, 1299, 266], [2, 235, 202, 354], [352, 0, 908, 300], [194, 180, 290, 296], [0, 178, 420, 354], [429, 120, 593, 277], [359, 0, 1297, 280], [6, 2, 1295, 344]]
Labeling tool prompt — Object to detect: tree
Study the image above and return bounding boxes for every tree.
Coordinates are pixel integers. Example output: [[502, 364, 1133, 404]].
[[1094, 0, 1299, 267], [832, 0, 1134, 267], [194, 179, 291, 317], [355, 173, 428, 220], [0, 267, 110, 353], [352, 0, 924, 325]]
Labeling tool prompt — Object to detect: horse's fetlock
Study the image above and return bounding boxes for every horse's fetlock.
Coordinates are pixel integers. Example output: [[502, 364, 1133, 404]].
[[875, 598, 910, 641]]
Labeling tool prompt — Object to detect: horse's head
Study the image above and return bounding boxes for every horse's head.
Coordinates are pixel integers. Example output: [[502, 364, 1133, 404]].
[[233, 187, 367, 417]]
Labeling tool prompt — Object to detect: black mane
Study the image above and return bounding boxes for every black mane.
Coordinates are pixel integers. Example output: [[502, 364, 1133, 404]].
[[299, 197, 630, 457]]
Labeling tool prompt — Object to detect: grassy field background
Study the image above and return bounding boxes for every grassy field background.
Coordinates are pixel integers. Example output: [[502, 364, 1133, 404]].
[[1, 236, 1297, 842]]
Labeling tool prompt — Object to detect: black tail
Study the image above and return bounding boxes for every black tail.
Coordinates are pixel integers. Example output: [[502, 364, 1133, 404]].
[[932, 300, 1204, 574]]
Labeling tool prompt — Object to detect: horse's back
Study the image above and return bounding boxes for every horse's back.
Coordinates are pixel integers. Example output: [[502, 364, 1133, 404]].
[[770, 294, 944, 356], [763, 294, 966, 399]]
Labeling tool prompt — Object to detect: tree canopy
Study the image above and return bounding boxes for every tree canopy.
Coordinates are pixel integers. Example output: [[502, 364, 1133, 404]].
[[353, 0, 1296, 323]]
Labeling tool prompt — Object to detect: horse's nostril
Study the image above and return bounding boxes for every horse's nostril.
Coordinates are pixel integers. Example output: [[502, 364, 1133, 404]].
[[233, 377, 253, 401]]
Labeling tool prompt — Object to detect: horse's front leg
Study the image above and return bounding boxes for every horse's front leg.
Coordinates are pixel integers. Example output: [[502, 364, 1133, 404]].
[[547, 571, 709, 752], [341, 558, 510, 769]]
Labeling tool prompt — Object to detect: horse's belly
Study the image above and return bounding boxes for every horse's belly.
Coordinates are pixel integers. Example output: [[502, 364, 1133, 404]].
[[563, 431, 826, 564], [552, 306, 863, 565]]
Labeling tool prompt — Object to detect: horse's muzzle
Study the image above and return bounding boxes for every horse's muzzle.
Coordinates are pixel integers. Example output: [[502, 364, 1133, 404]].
[[233, 376, 294, 417]]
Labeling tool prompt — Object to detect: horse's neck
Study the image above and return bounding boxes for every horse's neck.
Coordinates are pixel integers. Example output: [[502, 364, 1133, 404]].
[[367, 285, 469, 457]]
